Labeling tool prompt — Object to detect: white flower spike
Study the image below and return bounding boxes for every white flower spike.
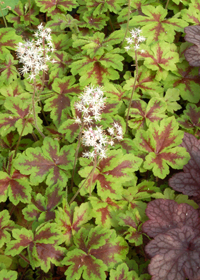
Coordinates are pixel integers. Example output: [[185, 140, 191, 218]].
[[16, 23, 55, 80], [125, 28, 146, 52]]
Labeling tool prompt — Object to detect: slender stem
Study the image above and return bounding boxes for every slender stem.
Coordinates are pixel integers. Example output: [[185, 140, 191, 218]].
[[69, 162, 97, 205], [0, 4, 7, 27], [39, 100, 49, 126], [10, 205, 16, 216], [33, 37, 49, 127], [14, 117, 30, 157], [32, 78, 45, 138], [31, 132, 38, 141], [165, 0, 170, 9], [194, 127, 199, 137], [7, 153, 14, 175], [41, 37, 46, 91], [125, 48, 138, 133], [19, 253, 30, 264], [107, 10, 114, 31], [19, 264, 29, 280], [28, 0, 31, 27], [120, 0, 131, 47], [89, 154, 97, 195], [70, 123, 83, 191]]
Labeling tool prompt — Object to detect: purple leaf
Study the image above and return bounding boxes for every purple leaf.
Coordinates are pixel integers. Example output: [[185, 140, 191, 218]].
[[169, 133, 200, 201], [142, 199, 200, 238], [184, 26, 200, 67], [145, 226, 200, 280], [185, 45, 200, 67], [184, 25, 200, 46]]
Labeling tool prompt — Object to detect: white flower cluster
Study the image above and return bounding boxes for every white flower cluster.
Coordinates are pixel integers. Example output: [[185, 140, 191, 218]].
[[74, 85, 106, 124], [16, 23, 55, 81], [125, 28, 146, 52], [107, 122, 123, 141], [75, 85, 124, 160], [81, 123, 124, 160], [82, 126, 108, 160]]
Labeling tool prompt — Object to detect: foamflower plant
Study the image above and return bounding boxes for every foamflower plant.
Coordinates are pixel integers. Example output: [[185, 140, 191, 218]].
[[125, 28, 146, 133], [16, 23, 55, 81], [70, 84, 123, 201], [16, 23, 55, 138]]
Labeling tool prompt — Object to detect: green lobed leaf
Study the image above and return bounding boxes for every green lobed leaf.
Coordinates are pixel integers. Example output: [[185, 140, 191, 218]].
[[0, 269, 18, 280], [89, 196, 127, 228], [6, 1, 40, 27], [81, 12, 109, 30], [136, 42, 179, 81], [110, 263, 139, 280], [44, 76, 81, 127], [78, 149, 143, 199], [163, 60, 200, 103], [86, 0, 122, 16], [0, 210, 16, 248], [0, 80, 26, 98], [55, 200, 92, 246], [123, 66, 164, 99], [127, 97, 167, 131], [177, 103, 200, 134], [129, 5, 188, 44], [133, 117, 190, 178], [0, 54, 18, 86], [0, 96, 43, 137], [181, 3, 200, 24], [70, 49, 124, 86], [62, 226, 128, 280], [0, 28, 22, 58], [35, 0, 78, 16], [5, 228, 33, 256], [0, 169, 31, 205], [48, 51, 72, 79], [162, 88, 181, 113], [0, 0, 19, 16], [118, 209, 143, 246], [6, 223, 66, 272], [58, 118, 80, 143], [72, 30, 123, 59], [14, 137, 75, 187], [23, 184, 65, 222]]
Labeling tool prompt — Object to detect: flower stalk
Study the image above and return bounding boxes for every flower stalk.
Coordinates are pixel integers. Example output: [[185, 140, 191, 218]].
[[16, 23, 55, 138], [124, 28, 146, 133], [70, 85, 124, 198]]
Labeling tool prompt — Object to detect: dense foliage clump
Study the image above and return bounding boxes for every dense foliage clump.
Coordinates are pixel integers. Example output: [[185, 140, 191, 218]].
[[0, 0, 200, 279]]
